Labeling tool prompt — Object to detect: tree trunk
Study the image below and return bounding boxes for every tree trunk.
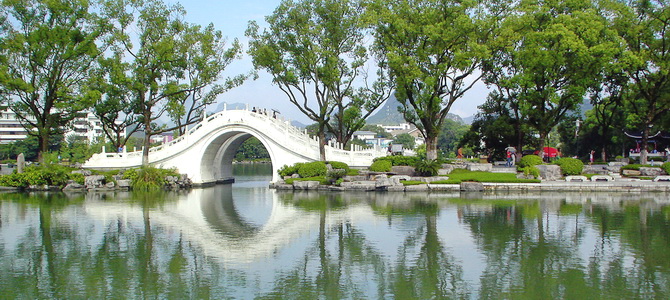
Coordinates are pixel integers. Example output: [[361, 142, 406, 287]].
[[38, 132, 49, 163], [537, 132, 547, 162], [425, 136, 438, 161], [318, 123, 327, 161], [640, 126, 650, 165]]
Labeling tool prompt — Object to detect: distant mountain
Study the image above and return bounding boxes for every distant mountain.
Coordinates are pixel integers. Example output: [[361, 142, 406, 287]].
[[291, 120, 307, 128], [367, 95, 465, 125], [462, 115, 475, 125], [366, 95, 406, 125]]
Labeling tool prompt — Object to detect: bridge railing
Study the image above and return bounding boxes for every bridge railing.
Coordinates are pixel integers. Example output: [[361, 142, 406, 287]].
[[85, 107, 388, 168]]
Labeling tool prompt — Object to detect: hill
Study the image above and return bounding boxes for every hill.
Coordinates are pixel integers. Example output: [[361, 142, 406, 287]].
[[367, 95, 465, 125]]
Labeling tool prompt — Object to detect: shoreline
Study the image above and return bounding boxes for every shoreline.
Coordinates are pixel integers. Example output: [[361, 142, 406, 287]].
[[270, 179, 670, 193]]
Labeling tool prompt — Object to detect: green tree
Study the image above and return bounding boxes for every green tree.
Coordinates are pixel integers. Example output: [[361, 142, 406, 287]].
[[100, 0, 243, 165], [437, 118, 470, 159], [370, 0, 490, 160], [486, 0, 620, 159], [393, 133, 416, 150], [611, 0, 670, 164], [247, 0, 391, 160], [0, 0, 110, 162]]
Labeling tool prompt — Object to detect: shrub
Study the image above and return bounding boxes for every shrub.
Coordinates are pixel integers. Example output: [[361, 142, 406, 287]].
[[297, 161, 328, 178], [123, 166, 179, 191], [519, 166, 540, 178], [554, 158, 584, 175], [346, 169, 360, 176], [621, 164, 651, 170], [278, 163, 303, 177], [285, 176, 330, 185], [402, 180, 426, 186], [369, 160, 392, 172], [0, 173, 28, 187], [518, 155, 543, 168], [662, 162, 670, 175], [373, 155, 420, 166], [327, 161, 350, 171], [414, 159, 441, 177], [69, 172, 86, 185]]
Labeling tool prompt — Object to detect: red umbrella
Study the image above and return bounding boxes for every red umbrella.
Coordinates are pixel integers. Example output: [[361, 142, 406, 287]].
[[534, 147, 559, 157]]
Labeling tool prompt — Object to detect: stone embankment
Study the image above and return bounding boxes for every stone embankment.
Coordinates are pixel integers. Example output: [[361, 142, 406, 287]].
[[270, 163, 670, 192], [3, 170, 192, 192]]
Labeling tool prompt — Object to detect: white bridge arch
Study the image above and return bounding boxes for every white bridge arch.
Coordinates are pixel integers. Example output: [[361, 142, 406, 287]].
[[84, 107, 387, 184]]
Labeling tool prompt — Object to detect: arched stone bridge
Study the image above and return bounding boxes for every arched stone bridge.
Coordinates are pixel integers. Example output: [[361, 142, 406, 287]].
[[83, 107, 387, 184]]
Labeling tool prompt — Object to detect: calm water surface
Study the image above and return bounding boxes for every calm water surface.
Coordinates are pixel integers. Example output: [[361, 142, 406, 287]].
[[1, 164, 670, 299]]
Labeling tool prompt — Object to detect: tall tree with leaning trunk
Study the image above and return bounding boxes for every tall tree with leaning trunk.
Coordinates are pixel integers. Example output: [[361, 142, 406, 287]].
[[486, 0, 621, 159], [369, 0, 490, 161], [100, 0, 243, 165], [246, 0, 390, 161], [0, 0, 110, 162], [609, 0, 670, 165]]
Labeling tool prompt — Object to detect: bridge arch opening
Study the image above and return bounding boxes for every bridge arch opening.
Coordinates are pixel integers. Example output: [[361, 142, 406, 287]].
[[199, 129, 277, 184]]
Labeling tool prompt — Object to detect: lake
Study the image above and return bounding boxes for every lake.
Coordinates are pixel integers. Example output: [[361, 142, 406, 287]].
[[1, 163, 669, 299]]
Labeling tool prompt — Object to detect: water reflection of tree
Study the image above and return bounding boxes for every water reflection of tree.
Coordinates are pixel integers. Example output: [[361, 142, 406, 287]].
[[461, 199, 670, 298], [0, 191, 233, 298], [389, 204, 469, 298], [587, 204, 670, 298], [271, 193, 468, 298]]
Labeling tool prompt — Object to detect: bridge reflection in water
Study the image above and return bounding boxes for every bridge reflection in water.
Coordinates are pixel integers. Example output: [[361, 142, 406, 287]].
[[2, 184, 670, 298]]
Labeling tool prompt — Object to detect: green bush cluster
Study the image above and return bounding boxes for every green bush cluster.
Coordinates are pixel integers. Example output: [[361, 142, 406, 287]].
[[0, 164, 78, 188], [327, 161, 350, 171], [123, 166, 179, 191], [662, 162, 670, 175], [373, 155, 419, 166], [518, 166, 540, 178], [621, 164, 651, 170], [554, 158, 584, 175], [278, 162, 303, 177], [369, 160, 392, 172], [432, 170, 540, 183], [414, 159, 441, 177], [297, 161, 328, 178], [518, 155, 543, 168]]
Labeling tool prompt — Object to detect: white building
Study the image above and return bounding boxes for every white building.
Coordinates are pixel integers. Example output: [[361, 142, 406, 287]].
[[381, 123, 412, 132], [0, 107, 32, 144], [0, 107, 115, 145]]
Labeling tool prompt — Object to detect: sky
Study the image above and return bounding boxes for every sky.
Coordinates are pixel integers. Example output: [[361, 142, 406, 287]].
[[165, 0, 489, 124]]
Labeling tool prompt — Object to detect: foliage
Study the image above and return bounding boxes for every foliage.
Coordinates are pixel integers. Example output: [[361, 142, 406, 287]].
[[621, 164, 652, 171], [285, 176, 330, 185], [369, 160, 392, 172], [414, 159, 441, 177], [518, 166, 540, 179], [0, 164, 75, 188], [235, 137, 270, 162], [437, 118, 471, 159], [122, 166, 179, 191], [370, 0, 489, 160], [485, 0, 621, 157], [278, 163, 304, 177], [374, 155, 420, 166], [433, 170, 540, 183], [662, 162, 670, 175], [518, 155, 543, 168], [347, 169, 360, 176], [69, 172, 86, 185], [297, 162, 328, 178], [0, 0, 110, 162], [247, 0, 390, 159], [392, 133, 416, 150], [554, 158, 584, 176], [327, 161, 350, 172], [101, 0, 244, 165]]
